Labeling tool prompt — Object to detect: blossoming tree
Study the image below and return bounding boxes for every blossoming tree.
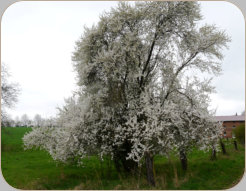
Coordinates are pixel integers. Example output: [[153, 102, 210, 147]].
[[23, 1, 229, 186]]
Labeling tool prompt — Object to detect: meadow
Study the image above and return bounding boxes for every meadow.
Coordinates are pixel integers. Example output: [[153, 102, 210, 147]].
[[1, 127, 245, 190]]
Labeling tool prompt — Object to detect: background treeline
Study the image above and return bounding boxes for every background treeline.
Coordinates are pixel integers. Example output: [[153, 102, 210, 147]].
[[1, 114, 56, 128]]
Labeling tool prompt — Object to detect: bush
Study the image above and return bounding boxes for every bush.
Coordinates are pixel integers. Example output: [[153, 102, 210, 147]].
[[233, 123, 245, 145]]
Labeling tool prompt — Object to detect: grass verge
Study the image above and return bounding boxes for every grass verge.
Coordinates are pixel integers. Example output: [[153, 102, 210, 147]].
[[1, 127, 245, 189]]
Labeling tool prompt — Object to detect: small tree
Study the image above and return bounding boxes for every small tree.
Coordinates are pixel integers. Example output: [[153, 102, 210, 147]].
[[21, 114, 31, 127], [233, 123, 245, 145], [1, 114, 15, 127], [14, 116, 21, 127], [33, 114, 43, 127], [1, 63, 20, 126]]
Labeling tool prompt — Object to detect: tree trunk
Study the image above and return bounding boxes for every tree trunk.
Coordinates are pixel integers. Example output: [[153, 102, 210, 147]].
[[233, 140, 238, 151], [210, 145, 217, 160], [113, 141, 138, 174], [179, 150, 187, 171], [122, 157, 138, 173], [113, 157, 121, 173], [145, 152, 155, 187], [220, 139, 226, 154]]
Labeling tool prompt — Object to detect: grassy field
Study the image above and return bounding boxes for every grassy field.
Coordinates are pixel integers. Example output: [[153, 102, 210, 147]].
[[1, 127, 245, 190]]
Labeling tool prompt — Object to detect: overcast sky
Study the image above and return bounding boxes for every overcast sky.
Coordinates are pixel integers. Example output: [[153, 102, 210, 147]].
[[1, 1, 245, 119]]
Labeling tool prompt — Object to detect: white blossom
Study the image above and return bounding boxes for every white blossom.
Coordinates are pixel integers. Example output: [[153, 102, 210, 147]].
[[23, 1, 229, 166]]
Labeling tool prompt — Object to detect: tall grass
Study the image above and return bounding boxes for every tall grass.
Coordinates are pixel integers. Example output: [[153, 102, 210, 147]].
[[1, 127, 245, 190]]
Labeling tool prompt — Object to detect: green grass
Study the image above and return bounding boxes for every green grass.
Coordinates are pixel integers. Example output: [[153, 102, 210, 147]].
[[1, 127, 245, 190]]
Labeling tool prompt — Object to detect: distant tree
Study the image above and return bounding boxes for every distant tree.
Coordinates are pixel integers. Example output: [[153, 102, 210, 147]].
[[233, 123, 245, 145], [21, 114, 31, 127], [14, 116, 21, 127], [33, 114, 43, 127], [1, 114, 15, 127], [1, 63, 20, 126], [241, 111, 245, 116]]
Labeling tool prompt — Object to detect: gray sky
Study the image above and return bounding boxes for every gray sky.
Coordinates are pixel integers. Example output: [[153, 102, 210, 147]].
[[1, 1, 245, 119]]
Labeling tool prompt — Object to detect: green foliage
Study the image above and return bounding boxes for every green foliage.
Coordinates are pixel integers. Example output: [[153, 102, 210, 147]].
[[2, 127, 245, 190], [233, 123, 245, 144]]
